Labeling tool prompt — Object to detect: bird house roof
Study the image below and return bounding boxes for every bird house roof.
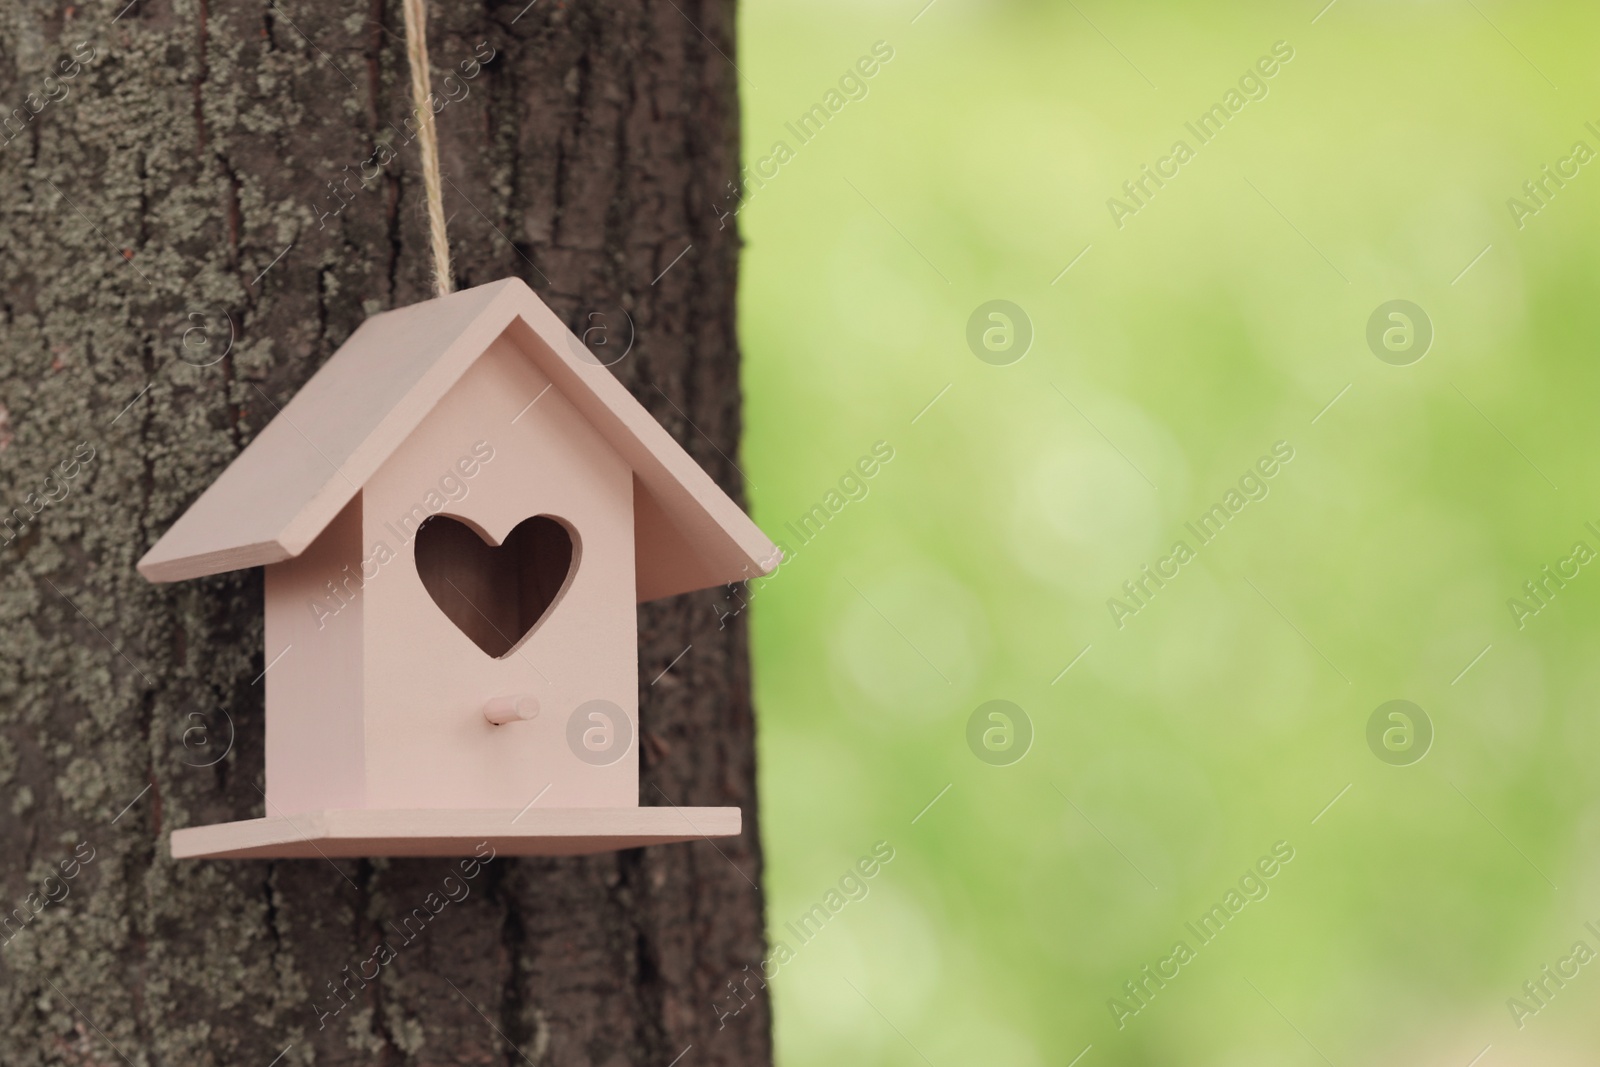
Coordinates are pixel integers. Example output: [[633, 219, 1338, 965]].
[[137, 277, 778, 601]]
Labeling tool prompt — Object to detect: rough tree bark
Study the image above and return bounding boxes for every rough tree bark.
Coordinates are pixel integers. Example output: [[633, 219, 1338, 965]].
[[0, 1, 772, 1063]]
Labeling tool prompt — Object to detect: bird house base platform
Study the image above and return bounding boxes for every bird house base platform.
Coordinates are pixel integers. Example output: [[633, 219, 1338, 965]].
[[169, 806, 741, 860]]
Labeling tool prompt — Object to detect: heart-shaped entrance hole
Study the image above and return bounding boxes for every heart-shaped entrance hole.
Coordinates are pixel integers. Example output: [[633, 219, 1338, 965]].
[[414, 515, 577, 658]]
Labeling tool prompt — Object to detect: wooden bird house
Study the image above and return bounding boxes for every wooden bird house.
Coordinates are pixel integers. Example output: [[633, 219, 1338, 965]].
[[140, 278, 779, 859]]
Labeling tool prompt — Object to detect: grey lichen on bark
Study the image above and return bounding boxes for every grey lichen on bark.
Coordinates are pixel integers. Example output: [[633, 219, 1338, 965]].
[[0, 0, 770, 1063]]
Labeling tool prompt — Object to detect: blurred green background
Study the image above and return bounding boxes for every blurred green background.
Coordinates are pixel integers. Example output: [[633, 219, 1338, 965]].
[[736, 1, 1600, 1064]]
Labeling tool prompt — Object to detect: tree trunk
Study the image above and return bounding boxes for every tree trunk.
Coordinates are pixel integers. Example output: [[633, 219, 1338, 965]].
[[0, 1, 770, 1064]]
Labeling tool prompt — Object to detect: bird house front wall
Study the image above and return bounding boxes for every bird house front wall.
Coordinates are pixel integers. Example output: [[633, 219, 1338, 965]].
[[357, 331, 639, 811]]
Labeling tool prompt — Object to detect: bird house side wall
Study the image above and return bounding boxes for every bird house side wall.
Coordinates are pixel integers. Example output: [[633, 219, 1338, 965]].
[[262, 493, 367, 814]]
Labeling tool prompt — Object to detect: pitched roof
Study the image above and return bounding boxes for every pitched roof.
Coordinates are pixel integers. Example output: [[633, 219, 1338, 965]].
[[137, 278, 778, 601]]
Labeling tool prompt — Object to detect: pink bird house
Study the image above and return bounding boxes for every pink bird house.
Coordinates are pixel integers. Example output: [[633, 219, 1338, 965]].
[[140, 278, 779, 860]]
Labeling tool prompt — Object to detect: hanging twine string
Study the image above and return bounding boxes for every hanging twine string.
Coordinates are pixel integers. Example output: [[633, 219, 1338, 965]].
[[401, 0, 453, 297]]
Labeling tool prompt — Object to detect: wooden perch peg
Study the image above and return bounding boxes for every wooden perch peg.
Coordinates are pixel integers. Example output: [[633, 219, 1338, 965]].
[[484, 694, 540, 725]]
